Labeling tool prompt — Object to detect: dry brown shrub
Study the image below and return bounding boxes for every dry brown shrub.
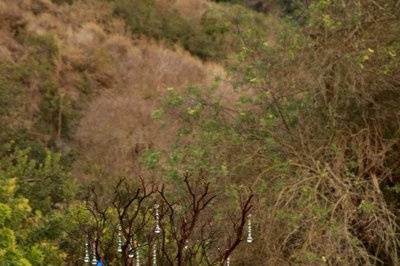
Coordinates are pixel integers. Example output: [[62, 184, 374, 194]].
[[73, 23, 106, 47], [60, 0, 114, 28], [72, 35, 231, 179], [171, 0, 209, 20], [0, 30, 23, 61], [0, 1, 25, 32], [25, 12, 62, 35]]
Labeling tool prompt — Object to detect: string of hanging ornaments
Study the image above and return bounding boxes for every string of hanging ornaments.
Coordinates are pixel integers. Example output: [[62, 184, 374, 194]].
[[83, 204, 254, 265], [91, 243, 97, 265]]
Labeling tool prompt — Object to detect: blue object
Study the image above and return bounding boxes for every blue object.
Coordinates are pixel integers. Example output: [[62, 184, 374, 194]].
[[96, 259, 104, 266]]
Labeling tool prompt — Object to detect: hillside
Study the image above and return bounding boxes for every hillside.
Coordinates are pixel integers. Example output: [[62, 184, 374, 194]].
[[0, 0, 399, 265]]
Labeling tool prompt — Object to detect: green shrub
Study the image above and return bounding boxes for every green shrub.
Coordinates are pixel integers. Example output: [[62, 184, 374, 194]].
[[111, 0, 269, 60]]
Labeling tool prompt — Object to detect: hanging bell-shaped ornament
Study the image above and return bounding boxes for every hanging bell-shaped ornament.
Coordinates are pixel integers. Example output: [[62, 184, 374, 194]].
[[152, 242, 157, 265], [226, 256, 231, 266], [246, 214, 253, 243], [128, 242, 134, 258], [154, 204, 161, 234], [135, 242, 140, 266], [91, 243, 97, 265], [84, 242, 90, 263], [117, 225, 123, 253]]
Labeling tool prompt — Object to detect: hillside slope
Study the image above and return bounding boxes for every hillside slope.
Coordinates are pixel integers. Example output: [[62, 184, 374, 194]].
[[1, 0, 399, 265]]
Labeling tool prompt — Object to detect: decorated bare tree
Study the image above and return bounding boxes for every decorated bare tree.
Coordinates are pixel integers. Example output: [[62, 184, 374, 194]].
[[83, 171, 254, 265], [157, 172, 253, 266]]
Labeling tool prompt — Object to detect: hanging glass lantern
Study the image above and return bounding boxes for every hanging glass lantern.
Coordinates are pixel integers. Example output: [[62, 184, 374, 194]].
[[246, 214, 253, 243], [84, 242, 90, 263]]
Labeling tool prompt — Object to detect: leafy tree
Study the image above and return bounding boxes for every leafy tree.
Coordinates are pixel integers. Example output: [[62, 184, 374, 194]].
[[0, 175, 66, 265], [0, 146, 75, 213], [0, 143, 76, 264]]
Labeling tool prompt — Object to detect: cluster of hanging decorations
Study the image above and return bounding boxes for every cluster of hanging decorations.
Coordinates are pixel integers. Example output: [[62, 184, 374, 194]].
[[153, 203, 160, 265], [83, 241, 99, 265], [84, 205, 254, 265]]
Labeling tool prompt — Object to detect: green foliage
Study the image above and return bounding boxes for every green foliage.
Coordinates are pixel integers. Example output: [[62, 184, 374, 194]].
[[24, 34, 76, 138], [111, 0, 269, 60], [140, 149, 161, 169], [165, 88, 184, 107], [0, 62, 26, 118], [387, 182, 400, 194], [277, 0, 309, 19], [51, 0, 74, 4], [0, 130, 77, 264], [150, 109, 164, 120], [358, 200, 376, 215], [0, 32, 78, 144], [0, 174, 66, 265], [112, 0, 194, 49], [0, 147, 75, 213]]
